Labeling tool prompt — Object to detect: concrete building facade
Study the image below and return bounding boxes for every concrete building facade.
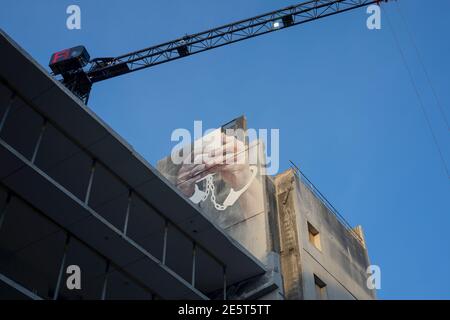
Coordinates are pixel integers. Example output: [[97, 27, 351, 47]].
[[273, 169, 375, 300]]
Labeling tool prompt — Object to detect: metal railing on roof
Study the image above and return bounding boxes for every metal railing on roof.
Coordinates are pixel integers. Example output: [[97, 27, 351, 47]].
[[289, 160, 365, 246]]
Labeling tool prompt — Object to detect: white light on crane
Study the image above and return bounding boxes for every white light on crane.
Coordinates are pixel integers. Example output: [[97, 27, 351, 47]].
[[273, 21, 282, 29]]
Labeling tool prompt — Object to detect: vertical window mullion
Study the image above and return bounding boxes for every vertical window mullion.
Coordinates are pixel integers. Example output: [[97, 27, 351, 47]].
[[101, 261, 110, 300], [0, 93, 15, 134], [53, 233, 71, 300], [85, 160, 97, 205], [223, 266, 227, 300], [31, 119, 47, 164], [162, 221, 168, 265], [123, 191, 132, 236], [0, 192, 12, 232], [191, 242, 196, 287]]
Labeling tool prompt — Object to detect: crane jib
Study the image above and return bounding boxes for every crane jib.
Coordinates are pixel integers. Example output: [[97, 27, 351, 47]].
[[49, 0, 391, 103]]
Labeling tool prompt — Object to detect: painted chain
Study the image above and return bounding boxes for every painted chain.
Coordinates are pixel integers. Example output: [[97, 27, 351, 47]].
[[189, 166, 258, 211]]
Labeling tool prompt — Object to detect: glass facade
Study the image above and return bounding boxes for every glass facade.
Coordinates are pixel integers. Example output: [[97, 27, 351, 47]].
[[0, 184, 157, 300]]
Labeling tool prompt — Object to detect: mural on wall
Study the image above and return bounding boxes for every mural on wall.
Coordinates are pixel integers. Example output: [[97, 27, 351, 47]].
[[157, 116, 267, 235]]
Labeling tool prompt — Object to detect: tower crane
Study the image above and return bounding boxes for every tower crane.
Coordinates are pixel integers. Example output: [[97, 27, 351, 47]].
[[49, 0, 390, 103]]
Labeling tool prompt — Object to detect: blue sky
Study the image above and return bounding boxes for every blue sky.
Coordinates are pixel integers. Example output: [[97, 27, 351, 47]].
[[1, 0, 449, 299]]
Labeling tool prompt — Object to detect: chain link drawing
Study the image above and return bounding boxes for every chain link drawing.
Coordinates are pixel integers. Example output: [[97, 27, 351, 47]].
[[189, 166, 258, 211]]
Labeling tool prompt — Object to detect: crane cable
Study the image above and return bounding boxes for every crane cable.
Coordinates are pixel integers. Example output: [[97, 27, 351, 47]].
[[383, 5, 450, 180], [394, 2, 450, 132]]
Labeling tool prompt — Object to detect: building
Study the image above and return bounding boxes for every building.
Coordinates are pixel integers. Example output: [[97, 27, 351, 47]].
[[0, 29, 375, 300], [274, 169, 375, 299]]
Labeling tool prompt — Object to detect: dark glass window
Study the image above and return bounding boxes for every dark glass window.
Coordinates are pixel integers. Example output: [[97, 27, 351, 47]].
[[57, 237, 106, 300], [127, 194, 165, 260], [195, 247, 224, 297], [0, 196, 66, 299], [34, 123, 92, 201], [0, 99, 44, 160], [165, 224, 195, 284], [105, 267, 153, 300], [88, 164, 128, 230]]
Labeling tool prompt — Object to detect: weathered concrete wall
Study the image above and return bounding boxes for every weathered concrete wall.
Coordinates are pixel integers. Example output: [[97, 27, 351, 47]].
[[221, 141, 270, 262], [274, 169, 375, 300], [274, 171, 303, 299], [158, 135, 284, 299]]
